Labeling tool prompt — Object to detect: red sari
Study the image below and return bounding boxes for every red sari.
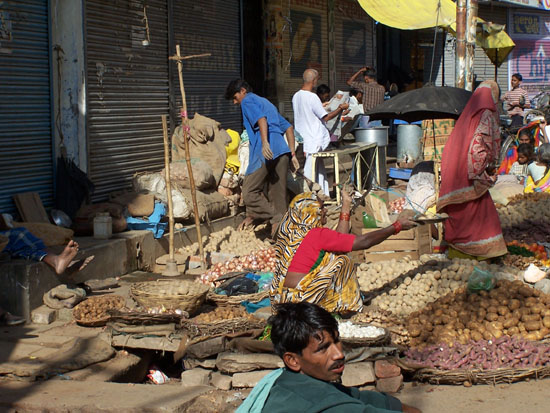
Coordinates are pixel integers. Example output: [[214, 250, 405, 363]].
[[436, 84, 507, 258]]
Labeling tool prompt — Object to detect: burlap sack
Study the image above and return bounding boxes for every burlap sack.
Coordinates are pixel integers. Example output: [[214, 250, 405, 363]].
[[111, 192, 155, 217], [12, 222, 74, 247], [180, 189, 229, 222], [164, 159, 215, 190]]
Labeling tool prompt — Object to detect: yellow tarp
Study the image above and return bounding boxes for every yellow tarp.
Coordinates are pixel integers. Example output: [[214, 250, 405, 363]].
[[357, 0, 515, 67], [357, 0, 457, 30]]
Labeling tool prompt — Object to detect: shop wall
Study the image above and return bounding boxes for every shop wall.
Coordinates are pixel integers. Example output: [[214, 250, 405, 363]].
[[0, 0, 54, 214], [507, 7, 550, 100]]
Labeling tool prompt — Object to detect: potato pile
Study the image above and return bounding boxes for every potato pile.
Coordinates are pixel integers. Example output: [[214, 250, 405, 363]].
[[498, 193, 550, 229], [502, 254, 546, 270], [73, 295, 125, 323], [407, 280, 550, 348], [192, 306, 257, 323], [358, 257, 518, 318], [179, 226, 271, 257]]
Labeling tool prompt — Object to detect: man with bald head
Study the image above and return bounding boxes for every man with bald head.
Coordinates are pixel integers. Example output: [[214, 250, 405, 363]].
[[292, 69, 349, 195]]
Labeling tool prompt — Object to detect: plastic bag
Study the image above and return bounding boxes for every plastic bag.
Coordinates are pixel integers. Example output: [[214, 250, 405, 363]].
[[216, 276, 258, 296], [467, 266, 496, 292]]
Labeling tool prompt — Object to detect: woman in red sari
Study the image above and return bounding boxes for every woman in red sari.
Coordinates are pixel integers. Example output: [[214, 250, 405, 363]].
[[436, 80, 508, 259]]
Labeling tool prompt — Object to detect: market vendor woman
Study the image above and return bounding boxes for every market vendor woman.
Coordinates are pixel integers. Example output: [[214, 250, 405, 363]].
[[270, 190, 416, 314]]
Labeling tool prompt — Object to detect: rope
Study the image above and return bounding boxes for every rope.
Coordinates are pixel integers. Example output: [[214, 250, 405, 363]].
[[429, 1, 442, 84]]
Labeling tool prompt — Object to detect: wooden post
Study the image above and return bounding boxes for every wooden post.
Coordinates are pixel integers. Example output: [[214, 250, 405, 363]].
[[169, 45, 211, 270], [162, 115, 175, 261]]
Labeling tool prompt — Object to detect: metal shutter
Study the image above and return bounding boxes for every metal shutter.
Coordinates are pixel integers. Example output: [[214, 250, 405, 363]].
[[0, 0, 53, 214], [171, 1, 242, 131], [333, 0, 375, 93], [85, 0, 169, 200]]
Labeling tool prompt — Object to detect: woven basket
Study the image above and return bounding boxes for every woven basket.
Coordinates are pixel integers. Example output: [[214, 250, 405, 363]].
[[207, 290, 269, 306], [182, 316, 266, 339], [130, 279, 209, 315], [109, 310, 187, 325], [340, 323, 391, 348], [73, 295, 126, 327], [414, 365, 550, 385]]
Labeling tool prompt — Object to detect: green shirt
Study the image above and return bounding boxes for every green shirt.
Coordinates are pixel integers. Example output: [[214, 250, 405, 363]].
[[262, 369, 403, 413]]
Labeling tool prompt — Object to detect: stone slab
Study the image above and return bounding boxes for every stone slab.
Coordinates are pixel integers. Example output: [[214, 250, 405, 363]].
[[31, 306, 56, 325], [181, 368, 212, 388], [210, 371, 232, 390], [375, 360, 401, 379], [376, 374, 403, 394], [216, 352, 284, 374], [0, 380, 211, 412]]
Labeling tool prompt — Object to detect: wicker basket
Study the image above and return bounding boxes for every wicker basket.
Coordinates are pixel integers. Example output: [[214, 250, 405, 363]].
[[339, 322, 391, 348], [130, 279, 209, 315], [413, 365, 550, 385], [73, 295, 126, 327], [109, 310, 187, 325], [182, 316, 266, 339], [207, 290, 269, 306]]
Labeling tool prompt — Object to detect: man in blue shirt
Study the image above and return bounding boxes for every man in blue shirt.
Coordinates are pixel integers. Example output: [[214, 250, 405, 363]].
[[225, 79, 299, 234]]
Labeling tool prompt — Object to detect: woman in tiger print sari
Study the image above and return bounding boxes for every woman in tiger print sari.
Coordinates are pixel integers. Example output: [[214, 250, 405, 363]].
[[270, 191, 416, 314]]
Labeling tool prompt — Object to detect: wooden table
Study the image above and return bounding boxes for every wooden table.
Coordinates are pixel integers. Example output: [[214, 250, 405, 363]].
[[310, 142, 377, 204]]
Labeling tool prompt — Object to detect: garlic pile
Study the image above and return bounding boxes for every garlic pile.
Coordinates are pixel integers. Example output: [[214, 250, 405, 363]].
[[179, 226, 271, 257], [338, 321, 386, 339], [198, 248, 276, 285]]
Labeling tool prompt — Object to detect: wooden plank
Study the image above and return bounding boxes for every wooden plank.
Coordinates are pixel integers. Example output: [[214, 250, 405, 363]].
[[364, 251, 419, 263], [13, 192, 50, 223], [416, 224, 432, 255], [362, 227, 415, 240], [367, 239, 417, 252]]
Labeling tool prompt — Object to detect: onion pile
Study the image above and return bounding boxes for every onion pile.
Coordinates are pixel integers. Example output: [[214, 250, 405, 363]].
[[198, 248, 277, 285], [389, 197, 406, 214], [338, 321, 386, 339]]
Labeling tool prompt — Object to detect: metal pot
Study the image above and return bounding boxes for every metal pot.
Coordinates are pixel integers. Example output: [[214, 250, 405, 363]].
[[353, 126, 389, 147]]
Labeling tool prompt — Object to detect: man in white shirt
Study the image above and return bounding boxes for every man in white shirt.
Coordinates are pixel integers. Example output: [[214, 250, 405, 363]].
[[292, 69, 349, 195]]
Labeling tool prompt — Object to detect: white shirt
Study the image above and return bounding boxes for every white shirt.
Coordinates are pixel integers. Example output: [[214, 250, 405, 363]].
[[292, 89, 330, 154]]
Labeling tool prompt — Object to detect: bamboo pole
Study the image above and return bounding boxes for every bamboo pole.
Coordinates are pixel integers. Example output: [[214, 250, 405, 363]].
[[172, 44, 206, 269], [162, 115, 175, 261]]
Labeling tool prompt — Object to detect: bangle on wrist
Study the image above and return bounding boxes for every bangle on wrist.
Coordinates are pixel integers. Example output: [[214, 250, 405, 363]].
[[392, 220, 402, 234], [339, 212, 350, 222]]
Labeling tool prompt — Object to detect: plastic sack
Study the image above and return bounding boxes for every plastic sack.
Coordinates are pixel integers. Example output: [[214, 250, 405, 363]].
[[216, 276, 258, 296], [467, 266, 496, 292]]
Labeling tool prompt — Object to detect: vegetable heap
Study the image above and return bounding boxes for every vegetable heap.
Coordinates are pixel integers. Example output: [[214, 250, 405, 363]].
[[405, 336, 550, 370], [498, 193, 550, 244], [407, 280, 550, 348]]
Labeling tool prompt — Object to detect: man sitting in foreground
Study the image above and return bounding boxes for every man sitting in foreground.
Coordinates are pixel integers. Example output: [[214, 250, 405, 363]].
[[237, 302, 421, 413]]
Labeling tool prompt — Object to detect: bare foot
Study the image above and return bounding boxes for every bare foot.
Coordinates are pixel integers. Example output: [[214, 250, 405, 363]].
[[238, 216, 254, 231], [52, 240, 79, 275]]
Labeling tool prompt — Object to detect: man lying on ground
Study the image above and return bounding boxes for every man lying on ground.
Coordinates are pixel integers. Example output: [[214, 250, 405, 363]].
[[0, 228, 93, 275], [237, 302, 421, 413]]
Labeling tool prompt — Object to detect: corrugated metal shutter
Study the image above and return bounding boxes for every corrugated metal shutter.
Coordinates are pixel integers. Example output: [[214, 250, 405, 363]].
[[0, 0, 53, 214], [476, 4, 508, 93], [333, 0, 374, 93], [85, 0, 169, 200], [171, 1, 242, 131], [280, 0, 329, 120]]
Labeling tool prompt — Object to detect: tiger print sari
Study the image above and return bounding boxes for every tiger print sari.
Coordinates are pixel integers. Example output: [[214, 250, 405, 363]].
[[270, 192, 363, 313]]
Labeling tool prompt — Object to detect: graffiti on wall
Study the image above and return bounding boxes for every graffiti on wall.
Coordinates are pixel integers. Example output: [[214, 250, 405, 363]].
[[290, 9, 322, 78], [0, 10, 13, 54]]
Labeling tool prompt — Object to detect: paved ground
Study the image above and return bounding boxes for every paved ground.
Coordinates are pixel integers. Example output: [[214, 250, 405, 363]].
[[2, 321, 550, 412]]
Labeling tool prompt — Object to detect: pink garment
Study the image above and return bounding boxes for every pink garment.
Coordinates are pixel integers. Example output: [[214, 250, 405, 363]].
[[287, 227, 355, 273]]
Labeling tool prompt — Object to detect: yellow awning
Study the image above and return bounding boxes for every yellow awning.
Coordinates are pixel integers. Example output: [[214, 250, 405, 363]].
[[357, 0, 515, 67], [357, 0, 457, 30]]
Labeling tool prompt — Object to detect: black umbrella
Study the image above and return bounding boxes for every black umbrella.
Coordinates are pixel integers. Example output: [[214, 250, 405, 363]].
[[365, 85, 473, 123]]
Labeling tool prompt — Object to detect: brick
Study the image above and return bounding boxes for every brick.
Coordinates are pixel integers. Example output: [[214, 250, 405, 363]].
[[210, 371, 232, 390], [31, 306, 56, 325], [181, 368, 212, 388], [374, 360, 401, 379], [232, 370, 273, 388], [342, 362, 375, 387], [376, 375, 403, 394]]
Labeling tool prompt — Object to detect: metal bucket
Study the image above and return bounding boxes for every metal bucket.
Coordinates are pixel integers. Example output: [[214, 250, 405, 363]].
[[396, 124, 422, 162], [353, 126, 389, 147]]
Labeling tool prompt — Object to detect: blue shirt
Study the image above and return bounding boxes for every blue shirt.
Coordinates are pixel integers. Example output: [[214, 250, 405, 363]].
[[241, 93, 291, 175]]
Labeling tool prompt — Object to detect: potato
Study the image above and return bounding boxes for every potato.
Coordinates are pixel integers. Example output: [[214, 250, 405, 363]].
[[524, 332, 539, 341], [409, 326, 422, 337], [482, 330, 494, 340], [497, 306, 509, 316], [486, 312, 499, 322], [471, 330, 483, 341], [489, 321, 504, 331], [521, 313, 540, 322], [507, 326, 520, 335], [525, 320, 541, 331], [487, 306, 498, 314], [508, 299, 521, 311], [503, 317, 519, 328], [531, 304, 544, 314]]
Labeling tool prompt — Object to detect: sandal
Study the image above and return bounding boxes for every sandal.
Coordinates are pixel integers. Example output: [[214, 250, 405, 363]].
[[0, 312, 26, 326]]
